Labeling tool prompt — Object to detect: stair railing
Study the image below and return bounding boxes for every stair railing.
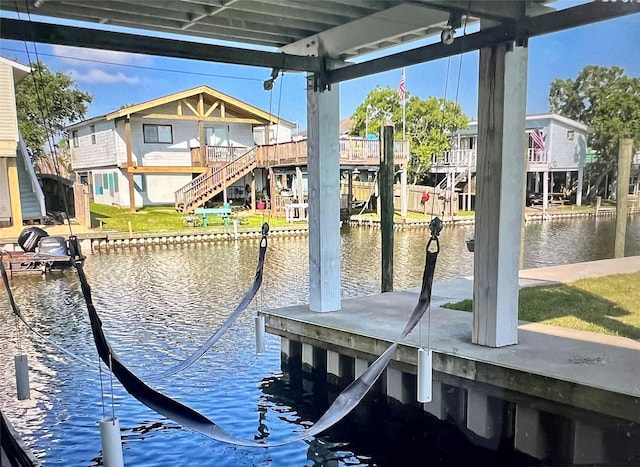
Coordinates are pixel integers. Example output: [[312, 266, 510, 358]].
[[175, 147, 257, 212]]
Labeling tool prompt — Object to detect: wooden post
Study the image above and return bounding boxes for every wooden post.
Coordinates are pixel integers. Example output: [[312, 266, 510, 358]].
[[198, 120, 206, 166], [222, 167, 228, 204], [347, 170, 353, 211], [473, 42, 527, 347], [268, 167, 275, 215], [7, 157, 22, 227], [250, 172, 256, 212], [380, 125, 394, 293], [614, 138, 633, 258], [296, 166, 304, 203], [400, 166, 408, 217], [125, 117, 136, 212]]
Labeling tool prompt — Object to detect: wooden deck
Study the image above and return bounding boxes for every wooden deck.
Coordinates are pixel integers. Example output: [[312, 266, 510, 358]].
[[256, 138, 409, 167]]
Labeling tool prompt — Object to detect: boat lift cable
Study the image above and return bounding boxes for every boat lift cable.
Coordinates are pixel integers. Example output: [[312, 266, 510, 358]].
[[0, 251, 94, 368], [68, 228, 441, 447], [145, 222, 270, 380]]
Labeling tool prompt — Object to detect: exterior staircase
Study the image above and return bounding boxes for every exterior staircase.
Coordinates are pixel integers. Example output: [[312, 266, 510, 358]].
[[437, 170, 469, 191], [175, 146, 257, 213], [17, 134, 46, 221]]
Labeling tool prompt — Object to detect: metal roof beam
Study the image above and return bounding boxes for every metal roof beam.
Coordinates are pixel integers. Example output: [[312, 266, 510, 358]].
[[0, 17, 323, 72], [326, 1, 640, 84]]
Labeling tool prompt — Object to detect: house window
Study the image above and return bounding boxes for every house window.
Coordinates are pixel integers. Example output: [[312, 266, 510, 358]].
[[90, 125, 96, 144], [72, 130, 79, 147], [567, 130, 575, 141], [143, 124, 173, 144]]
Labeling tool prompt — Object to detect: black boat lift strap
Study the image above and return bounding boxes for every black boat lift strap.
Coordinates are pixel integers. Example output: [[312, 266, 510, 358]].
[[0, 251, 93, 367], [68, 219, 441, 447]]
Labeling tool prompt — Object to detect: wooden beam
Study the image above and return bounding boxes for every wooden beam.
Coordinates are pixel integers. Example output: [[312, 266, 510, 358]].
[[142, 113, 265, 124], [326, 2, 640, 85], [177, 100, 182, 116], [203, 101, 219, 118], [0, 18, 323, 73], [198, 93, 204, 118], [198, 120, 206, 166], [125, 117, 136, 212], [182, 99, 199, 117], [380, 125, 394, 293], [6, 158, 22, 227], [220, 102, 226, 119], [125, 165, 207, 174]]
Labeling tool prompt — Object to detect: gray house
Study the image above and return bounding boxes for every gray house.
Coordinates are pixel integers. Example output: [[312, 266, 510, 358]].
[[432, 113, 591, 210]]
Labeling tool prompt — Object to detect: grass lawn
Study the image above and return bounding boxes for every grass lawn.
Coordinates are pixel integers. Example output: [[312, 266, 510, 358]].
[[443, 272, 640, 339], [90, 203, 294, 232]]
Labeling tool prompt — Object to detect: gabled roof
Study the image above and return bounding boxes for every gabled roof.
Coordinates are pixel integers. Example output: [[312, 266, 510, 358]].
[[0, 56, 31, 84], [105, 85, 280, 125]]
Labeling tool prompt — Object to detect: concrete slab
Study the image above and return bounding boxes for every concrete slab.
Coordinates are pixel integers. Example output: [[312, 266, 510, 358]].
[[265, 256, 640, 423]]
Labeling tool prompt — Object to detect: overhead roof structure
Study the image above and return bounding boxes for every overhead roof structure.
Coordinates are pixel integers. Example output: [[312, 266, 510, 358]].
[[1, 1, 639, 88]]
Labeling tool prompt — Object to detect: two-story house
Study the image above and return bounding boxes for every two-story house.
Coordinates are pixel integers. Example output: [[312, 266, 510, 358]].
[[68, 85, 293, 211], [432, 113, 591, 210], [0, 57, 46, 229]]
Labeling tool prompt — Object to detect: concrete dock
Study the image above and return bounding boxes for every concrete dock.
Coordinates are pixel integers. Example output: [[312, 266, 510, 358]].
[[264, 256, 640, 464]]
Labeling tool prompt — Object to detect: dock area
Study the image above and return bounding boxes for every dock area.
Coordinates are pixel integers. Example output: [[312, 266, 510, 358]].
[[263, 256, 640, 464]]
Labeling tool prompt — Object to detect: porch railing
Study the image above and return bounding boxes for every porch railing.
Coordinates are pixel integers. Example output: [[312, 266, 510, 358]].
[[432, 149, 477, 167], [206, 145, 249, 164], [255, 137, 409, 166], [528, 148, 548, 165]]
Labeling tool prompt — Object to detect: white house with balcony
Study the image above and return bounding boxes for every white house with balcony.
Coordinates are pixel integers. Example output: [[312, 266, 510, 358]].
[[431, 113, 591, 210], [68, 86, 294, 210]]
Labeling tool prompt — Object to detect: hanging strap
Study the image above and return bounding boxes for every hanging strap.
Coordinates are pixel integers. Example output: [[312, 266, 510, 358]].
[[0, 251, 94, 368], [148, 222, 270, 379], [68, 221, 441, 447]]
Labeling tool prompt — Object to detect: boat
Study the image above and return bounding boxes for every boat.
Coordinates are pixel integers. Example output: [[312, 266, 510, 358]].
[[1, 227, 83, 277]]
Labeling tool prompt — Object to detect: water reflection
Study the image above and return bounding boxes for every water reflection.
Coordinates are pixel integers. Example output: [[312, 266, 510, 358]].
[[0, 216, 638, 465]]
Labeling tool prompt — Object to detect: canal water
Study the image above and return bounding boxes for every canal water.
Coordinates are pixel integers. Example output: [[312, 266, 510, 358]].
[[1, 216, 639, 466]]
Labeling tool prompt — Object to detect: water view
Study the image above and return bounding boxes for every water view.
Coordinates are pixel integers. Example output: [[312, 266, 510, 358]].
[[1, 216, 639, 466]]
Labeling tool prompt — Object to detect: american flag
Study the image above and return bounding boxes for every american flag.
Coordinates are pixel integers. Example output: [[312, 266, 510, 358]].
[[530, 129, 545, 150], [398, 70, 406, 103]]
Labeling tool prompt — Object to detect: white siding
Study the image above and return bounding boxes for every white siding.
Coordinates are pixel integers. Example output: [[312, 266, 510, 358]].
[[91, 168, 123, 206], [253, 123, 294, 144], [547, 120, 588, 170], [130, 118, 193, 166], [144, 174, 192, 205], [0, 62, 18, 153], [71, 119, 117, 170]]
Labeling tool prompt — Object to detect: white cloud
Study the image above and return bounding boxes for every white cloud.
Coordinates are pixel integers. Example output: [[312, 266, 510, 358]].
[[51, 45, 152, 67], [69, 68, 141, 85]]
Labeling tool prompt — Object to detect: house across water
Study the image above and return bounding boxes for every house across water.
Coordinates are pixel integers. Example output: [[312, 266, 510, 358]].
[[431, 113, 593, 211], [67, 86, 409, 216]]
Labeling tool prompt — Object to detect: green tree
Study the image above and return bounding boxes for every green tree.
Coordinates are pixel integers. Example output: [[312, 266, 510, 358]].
[[350, 86, 468, 184], [549, 66, 640, 199], [16, 61, 92, 158]]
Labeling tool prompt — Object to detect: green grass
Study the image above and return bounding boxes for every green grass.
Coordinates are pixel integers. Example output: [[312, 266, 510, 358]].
[[443, 272, 640, 339], [90, 203, 294, 232]]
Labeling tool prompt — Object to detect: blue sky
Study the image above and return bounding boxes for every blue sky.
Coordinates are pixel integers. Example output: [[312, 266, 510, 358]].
[[1, 1, 639, 130]]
